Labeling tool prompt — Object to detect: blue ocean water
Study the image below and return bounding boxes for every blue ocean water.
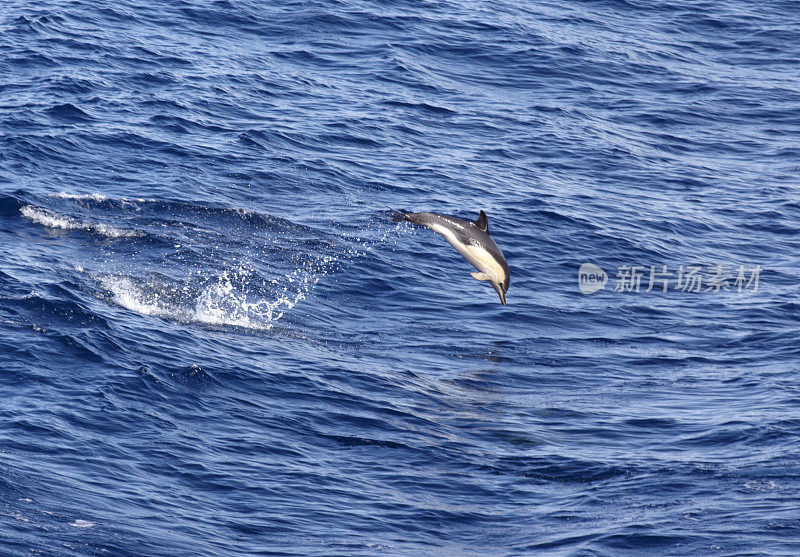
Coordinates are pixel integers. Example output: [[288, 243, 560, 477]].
[[1, 0, 799, 554]]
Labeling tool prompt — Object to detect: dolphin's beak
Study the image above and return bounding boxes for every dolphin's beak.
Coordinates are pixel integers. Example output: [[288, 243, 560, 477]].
[[492, 282, 506, 306]]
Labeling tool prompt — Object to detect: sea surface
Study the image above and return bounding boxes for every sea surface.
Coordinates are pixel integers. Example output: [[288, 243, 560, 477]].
[[1, 0, 799, 555]]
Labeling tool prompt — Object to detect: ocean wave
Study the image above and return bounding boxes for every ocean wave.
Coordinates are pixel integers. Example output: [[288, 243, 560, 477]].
[[20, 205, 142, 238]]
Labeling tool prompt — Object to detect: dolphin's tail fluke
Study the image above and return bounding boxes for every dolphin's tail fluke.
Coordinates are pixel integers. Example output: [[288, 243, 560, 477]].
[[392, 210, 407, 223]]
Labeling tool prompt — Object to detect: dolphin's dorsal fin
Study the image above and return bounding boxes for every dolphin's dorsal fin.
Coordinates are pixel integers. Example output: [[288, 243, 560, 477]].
[[474, 210, 488, 233]]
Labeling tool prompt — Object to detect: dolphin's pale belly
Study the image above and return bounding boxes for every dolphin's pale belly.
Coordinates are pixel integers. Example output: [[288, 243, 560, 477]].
[[464, 243, 504, 282], [429, 223, 503, 282]]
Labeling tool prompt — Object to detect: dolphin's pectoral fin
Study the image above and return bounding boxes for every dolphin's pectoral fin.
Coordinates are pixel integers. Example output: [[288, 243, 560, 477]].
[[471, 272, 491, 281]]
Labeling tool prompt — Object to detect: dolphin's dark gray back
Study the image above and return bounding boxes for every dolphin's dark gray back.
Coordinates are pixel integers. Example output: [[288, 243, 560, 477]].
[[401, 212, 477, 244]]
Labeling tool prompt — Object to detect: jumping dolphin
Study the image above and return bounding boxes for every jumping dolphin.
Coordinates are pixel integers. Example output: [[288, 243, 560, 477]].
[[394, 210, 510, 305]]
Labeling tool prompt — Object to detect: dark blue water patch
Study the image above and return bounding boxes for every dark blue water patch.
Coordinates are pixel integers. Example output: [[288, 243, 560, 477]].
[[44, 103, 93, 123], [381, 99, 457, 116], [126, 71, 178, 88], [45, 75, 96, 95], [3, 293, 107, 330], [1, 135, 81, 168], [131, 46, 194, 68], [0, 194, 24, 217]]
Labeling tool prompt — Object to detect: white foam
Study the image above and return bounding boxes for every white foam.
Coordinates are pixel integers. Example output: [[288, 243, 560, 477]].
[[55, 192, 107, 201], [100, 266, 325, 331], [53, 192, 156, 204], [101, 276, 173, 319], [21, 206, 141, 238], [70, 519, 95, 528]]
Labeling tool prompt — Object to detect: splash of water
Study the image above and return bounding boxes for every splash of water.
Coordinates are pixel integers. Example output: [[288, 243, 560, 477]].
[[100, 261, 330, 331]]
